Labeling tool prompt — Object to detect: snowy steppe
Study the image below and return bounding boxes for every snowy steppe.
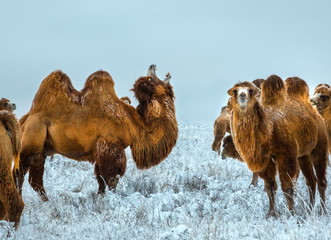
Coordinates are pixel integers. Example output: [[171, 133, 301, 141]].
[[1, 123, 331, 240]]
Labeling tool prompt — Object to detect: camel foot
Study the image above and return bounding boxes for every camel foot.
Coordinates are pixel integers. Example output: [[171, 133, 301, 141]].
[[41, 194, 49, 202], [318, 203, 328, 215], [266, 209, 279, 219]]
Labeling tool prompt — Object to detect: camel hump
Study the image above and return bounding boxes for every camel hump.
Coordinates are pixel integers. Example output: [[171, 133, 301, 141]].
[[285, 77, 310, 101], [261, 75, 286, 105], [81, 70, 117, 105], [0, 110, 21, 161], [31, 70, 80, 112]]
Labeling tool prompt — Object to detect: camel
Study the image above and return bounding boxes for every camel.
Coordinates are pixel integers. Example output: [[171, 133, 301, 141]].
[[311, 84, 331, 154], [212, 79, 265, 154], [14, 65, 178, 201], [0, 98, 16, 112], [212, 79, 264, 187], [284, 77, 329, 210], [0, 110, 24, 228], [227, 76, 328, 216], [211, 106, 230, 154], [221, 135, 258, 187]]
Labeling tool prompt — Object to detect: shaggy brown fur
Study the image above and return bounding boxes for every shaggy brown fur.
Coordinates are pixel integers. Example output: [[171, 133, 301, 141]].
[[228, 75, 328, 216], [211, 106, 230, 154], [0, 111, 24, 228], [252, 78, 265, 89], [0, 98, 16, 112], [221, 135, 258, 187], [15, 65, 178, 200], [120, 96, 131, 105], [212, 79, 264, 154], [311, 84, 331, 154], [284, 77, 329, 210]]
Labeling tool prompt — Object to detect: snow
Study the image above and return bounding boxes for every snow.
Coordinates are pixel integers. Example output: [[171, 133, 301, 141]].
[[1, 123, 331, 239]]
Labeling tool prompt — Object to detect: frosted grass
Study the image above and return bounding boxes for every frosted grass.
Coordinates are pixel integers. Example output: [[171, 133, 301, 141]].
[[1, 123, 331, 239]]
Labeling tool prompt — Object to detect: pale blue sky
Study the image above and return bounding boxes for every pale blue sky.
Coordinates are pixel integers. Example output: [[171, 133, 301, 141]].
[[1, 0, 330, 122]]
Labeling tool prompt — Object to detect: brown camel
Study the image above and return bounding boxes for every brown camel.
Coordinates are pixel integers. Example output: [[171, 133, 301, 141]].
[[221, 135, 258, 187], [212, 79, 265, 154], [212, 79, 264, 187], [211, 106, 230, 154], [0, 110, 24, 228], [15, 65, 178, 200], [311, 84, 331, 154], [227, 76, 328, 217], [285, 77, 329, 210], [0, 98, 16, 112]]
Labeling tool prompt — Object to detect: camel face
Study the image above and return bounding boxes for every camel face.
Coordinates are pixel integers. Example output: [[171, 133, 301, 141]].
[[311, 85, 331, 113], [227, 82, 259, 112], [0, 98, 16, 112]]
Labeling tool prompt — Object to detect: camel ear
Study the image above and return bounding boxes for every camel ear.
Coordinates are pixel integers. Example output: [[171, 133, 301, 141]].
[[227, 87, 237, 97], [253, 87, 261, 96]]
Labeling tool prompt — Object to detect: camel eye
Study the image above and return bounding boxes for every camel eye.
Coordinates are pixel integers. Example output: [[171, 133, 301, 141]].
[[233, 90, 237, 95], [321, 95, 329, 101], [249, 89, 253, 95], [3, 102, 8, 106]]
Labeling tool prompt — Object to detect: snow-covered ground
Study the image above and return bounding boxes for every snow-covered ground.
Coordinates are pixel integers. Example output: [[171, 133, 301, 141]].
[[1, 123, 331, 240]]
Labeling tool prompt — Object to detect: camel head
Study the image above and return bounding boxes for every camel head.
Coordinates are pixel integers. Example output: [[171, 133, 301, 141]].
[[132, 65, 174, 118], [0, 98, 16, 112], [130, 65, 178, 170], [227, 82, 260, 112], [285, 77, 310, 101], [221, 135, 241, 161], [311, 84, 331, 113]]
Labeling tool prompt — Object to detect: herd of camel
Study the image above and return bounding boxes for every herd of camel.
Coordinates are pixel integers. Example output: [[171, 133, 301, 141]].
[[0, 65, 330, 229]]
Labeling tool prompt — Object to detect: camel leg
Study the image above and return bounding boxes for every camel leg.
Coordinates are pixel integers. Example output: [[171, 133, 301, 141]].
[[94, 164, 106, 194], [258, 161, 277, 218], [94, 140, 127, 194], [311, 150, 328, 213], [0, 174, 24, 229], [250, 173, 259, 187], [298, 155, 316, 209], [0, 200, 6, 219], [14, 152, 32, 196], [278, 153, 299, 215], [16, 115, 47, 197], [28, 154, 48, 201]]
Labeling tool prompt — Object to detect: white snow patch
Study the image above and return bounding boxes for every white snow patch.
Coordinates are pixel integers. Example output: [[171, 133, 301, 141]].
[[1, 123, 331, 239]]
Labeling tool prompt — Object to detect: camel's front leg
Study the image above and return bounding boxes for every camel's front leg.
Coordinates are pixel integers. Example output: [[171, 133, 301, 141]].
[[258, 161, 277, 218], [94, 140, 127, 194]]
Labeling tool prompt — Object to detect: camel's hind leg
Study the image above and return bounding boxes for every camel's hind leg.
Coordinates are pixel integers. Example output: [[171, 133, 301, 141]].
[[94, 140, 127, 194], [15, 115, 47, 199], [298, 155, 317, 209], [258, 161, 277, 218], [28, 153, 48, 201]]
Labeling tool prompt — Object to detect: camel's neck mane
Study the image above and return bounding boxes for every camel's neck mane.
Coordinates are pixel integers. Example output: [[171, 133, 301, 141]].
[[230, 101, 271, 172], [130, 94, 178, 169]]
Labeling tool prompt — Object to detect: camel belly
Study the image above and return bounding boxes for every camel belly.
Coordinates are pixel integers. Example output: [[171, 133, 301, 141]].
[[47, 123, 98, 157]]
